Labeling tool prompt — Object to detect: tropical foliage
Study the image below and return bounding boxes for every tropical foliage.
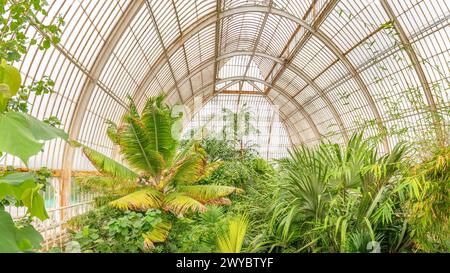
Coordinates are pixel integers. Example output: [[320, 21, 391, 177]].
[[0, 0, 67, 253], [401, 146, 449, 252], [217, 214, 249, 253], [71, 94, 242, 249], [233, 133, 449, 254], [67, 207, 164, 253]]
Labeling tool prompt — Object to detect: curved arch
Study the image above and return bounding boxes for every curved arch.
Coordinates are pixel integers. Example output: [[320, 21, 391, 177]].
[[183, 76, 323, 141], [130, 5, 382, 147], [184, 78, 305, 145], [194, 86, 303, 146], [60, 1, 145, 204], [161, 51, 349, 142]]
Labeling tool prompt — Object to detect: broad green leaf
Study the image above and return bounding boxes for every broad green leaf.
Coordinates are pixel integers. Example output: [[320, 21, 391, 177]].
[[15, 225, 44, 251], [0, 112, 68, 164], [0, 172, 35, 185], [0, 172, 36, 200], [9, 112, 68, 141], [21, 184, 48, 221], [0, 113, 43, 163], [0, 210, 43, 253], [0, 60, 22, 99], [0, 210, 21, 253]]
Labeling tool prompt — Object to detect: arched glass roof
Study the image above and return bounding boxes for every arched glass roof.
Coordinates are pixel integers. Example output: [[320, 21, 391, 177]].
[[3, 0, 449, 173]]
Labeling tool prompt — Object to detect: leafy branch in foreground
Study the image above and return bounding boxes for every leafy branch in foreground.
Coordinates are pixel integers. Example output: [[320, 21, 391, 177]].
[[0, 0, 67, 253]]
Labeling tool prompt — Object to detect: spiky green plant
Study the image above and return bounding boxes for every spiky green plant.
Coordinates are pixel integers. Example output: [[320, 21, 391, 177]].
[[217, 214, 249, 253], [267, 132, 410, 253], [73, 94, 242, 247], [401, 146, 449, 252]]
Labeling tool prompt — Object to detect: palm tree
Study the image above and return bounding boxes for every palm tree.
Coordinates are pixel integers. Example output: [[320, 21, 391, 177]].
[[221, 103, 260, 158], [72, 94, 242, 248]]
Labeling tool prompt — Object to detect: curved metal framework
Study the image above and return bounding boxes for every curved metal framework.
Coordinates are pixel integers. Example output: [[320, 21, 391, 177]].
[[1, 0, 447, 181]]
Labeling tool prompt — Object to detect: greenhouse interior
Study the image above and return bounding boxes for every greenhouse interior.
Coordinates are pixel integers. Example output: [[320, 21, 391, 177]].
[[0, 0, 449, 255]]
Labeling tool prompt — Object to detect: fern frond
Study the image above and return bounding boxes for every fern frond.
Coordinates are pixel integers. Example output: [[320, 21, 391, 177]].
[[109, 188, 162, 211]]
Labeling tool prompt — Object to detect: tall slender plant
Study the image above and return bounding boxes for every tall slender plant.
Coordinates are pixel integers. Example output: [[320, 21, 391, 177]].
[[221, 103, 259, 158]]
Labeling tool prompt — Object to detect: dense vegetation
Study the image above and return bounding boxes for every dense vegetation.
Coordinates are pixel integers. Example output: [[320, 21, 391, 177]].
[[0, 0, 448, 254], [0, 0, 67, 253], [64, 101, 449, 253]]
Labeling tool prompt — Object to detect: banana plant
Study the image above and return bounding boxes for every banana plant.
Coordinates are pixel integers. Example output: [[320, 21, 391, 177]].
[[73, 94, 243, 248]]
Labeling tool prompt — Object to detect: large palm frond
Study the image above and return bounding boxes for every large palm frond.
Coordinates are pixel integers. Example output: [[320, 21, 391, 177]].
[[164, 144, 210, 186], [119, 114, 165, 176], [217, 214, 248, 253], [171, 153, 208, 184], [141, 93, 180, 165], [109, 188, 162, 211], [163, 192, 207, 214], [72, 141, 138, 180]]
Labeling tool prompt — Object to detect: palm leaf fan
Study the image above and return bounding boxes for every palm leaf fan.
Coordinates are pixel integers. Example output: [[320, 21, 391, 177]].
[[163, 192, 207, 215], [72, 141, 138, 181], [217, 214, 249, 253], [109, 188, 163, 211]]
